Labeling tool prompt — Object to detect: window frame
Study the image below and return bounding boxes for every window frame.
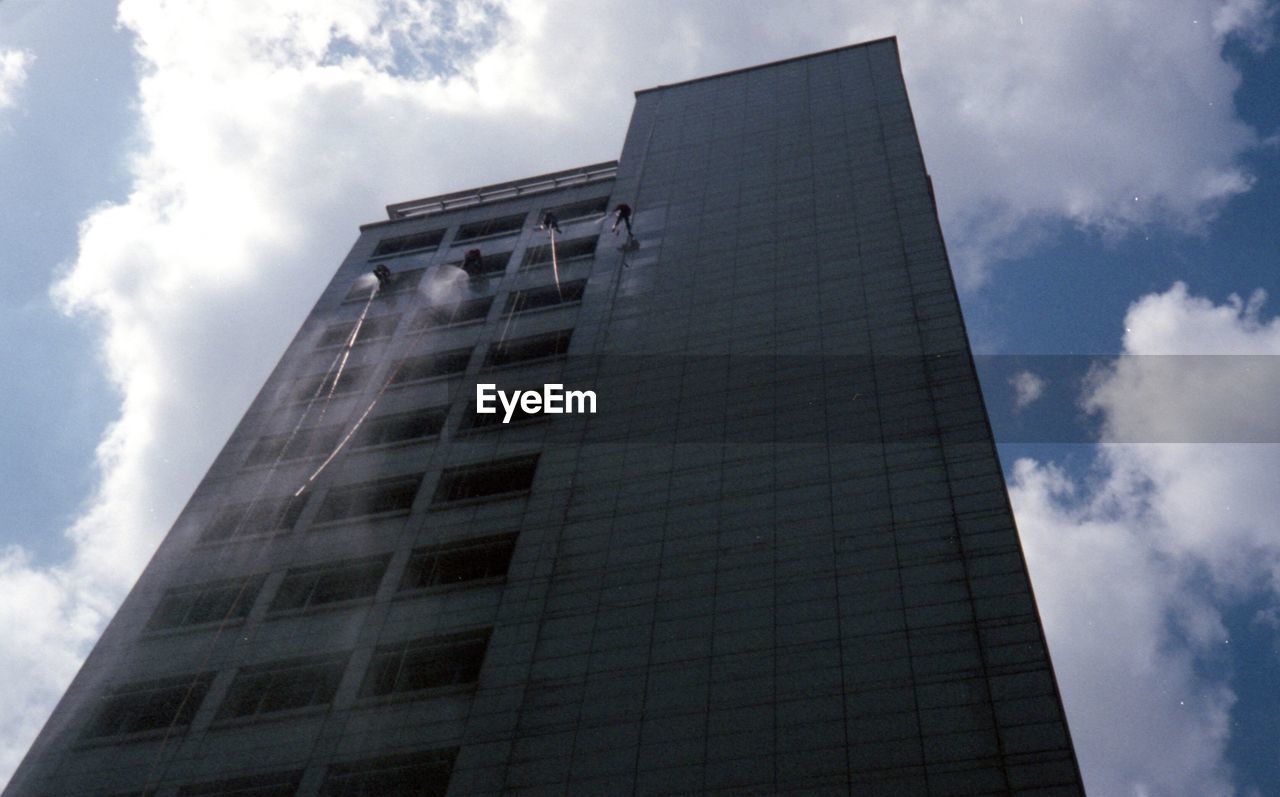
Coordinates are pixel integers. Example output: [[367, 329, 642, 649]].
[[82, 673, 214, 741], [145, 574, 265, 633], [215, 654, 349, 722], [399, 533, 518, 593], [359, 630, 490, 700], [432, 455, 539, 505], [452, 213, 527, 243], [312, 474, 423, 525], [370, 229, 445, 259], [268, 555, 391, 614]]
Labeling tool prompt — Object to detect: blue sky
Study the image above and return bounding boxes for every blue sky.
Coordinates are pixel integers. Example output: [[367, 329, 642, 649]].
[[2, 1, 1279, 794]]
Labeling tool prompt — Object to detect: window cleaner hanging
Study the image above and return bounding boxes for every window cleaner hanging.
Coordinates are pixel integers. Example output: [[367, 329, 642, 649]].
[[539, 212, 561, 234], [372, 265, 392, 290], [461, 248, 484, 278]]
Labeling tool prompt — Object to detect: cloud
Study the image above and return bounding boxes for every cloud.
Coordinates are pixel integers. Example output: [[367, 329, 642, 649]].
[[1011, 282, 1280, 796], [1009, 369, 1047, 410], [843, 0, 1267, 286], [2, 0, 1275, 788], [0, 48, 33, 113]]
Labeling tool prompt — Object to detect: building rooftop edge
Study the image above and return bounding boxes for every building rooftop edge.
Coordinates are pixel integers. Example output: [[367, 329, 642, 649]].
[[634, 36, 898, 96], [367, 160, 620, 229]]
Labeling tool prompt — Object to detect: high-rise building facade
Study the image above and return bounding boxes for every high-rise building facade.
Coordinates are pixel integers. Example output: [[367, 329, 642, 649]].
[[8, 39, 1083, 796]]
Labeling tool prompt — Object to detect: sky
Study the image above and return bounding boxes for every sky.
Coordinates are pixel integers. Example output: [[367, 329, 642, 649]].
[[0, 0, 1278, 793]]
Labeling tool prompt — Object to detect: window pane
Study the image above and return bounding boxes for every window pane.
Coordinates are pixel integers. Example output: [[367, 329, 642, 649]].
[[432, 456, 538, 503]]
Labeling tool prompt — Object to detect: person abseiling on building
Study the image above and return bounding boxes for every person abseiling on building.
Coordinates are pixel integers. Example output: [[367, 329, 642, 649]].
[[372, 264, 392, 289], [611, 203, 633, 237], [540, 211, 561, 234], [461, 248, 484, 277]]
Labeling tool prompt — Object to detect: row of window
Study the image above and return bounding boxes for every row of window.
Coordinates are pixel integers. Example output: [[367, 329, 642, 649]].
[[158, 747, 455, 797], [347, 234, 599, 303], [84, 629, 490, 740], [150, 532, 514, 633], [204, 454, 539, 545], [369, 194, 609, 261], [324, 278, 587, 350], [294, 327, 574, 403]]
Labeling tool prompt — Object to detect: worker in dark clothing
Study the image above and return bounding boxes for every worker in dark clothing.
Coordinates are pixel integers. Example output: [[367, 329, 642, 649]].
[[372, 265, 392, 289], [461, 249, 484, 277], [611, 203, 633, 237], [540, 211, 561, 234]]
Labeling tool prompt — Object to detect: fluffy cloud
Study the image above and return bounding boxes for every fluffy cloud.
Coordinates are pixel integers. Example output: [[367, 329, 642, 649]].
[[1011, 283, 1280, 796], [845, 1, 1264, 285], [0, 48, 32, 113], [1, 0, 1274, 788]]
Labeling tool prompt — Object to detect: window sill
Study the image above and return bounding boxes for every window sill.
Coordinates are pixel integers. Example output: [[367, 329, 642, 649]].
[[349, 436, 441, 456], [195, 530, 290, 549], [500, 301, 582, 320], [314, 336, 395, 352], [367, 244, 440, 263], [394, 575, 507, 600], [429, 489, 532, 510], [141, 617, 247, 640], [210, 703, 331, 731], [266, 595, 376, 620], [309, 508, 412, 531], [518, 254, 595, 272], [451, 229, 522, 246], [410, 317, 486, 334], [354, 681, 477, 709], [75, 726, 189, 750]]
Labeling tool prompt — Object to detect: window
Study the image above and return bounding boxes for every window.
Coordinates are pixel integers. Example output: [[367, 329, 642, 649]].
[[200, 496, 305, 545], [317, 314, 401, 348], [388, 347, 472, 384], [372, 229, 444, 258], [146, 575, 264, 631], [314, 474, 422, 524], [320, 749, 457, 797], [83, 673, 213, 739], [484, 329, 572, 368], [360, 630, 489, 698], [351, 408, 447, 449], [542, 195, 609, 223], [269, 556, 390, 612], [344, 268, 425, 302], [453, 213, 526, 242], [447, 250, 509, 276], [244, 425, 343, 467], [433, 455, 539, 504], [411, 297, 493, 330], [400, 534, 517, 591], [520, 236, 597, 269], [216, 655, 348, 720], [295, 364, 370, 402], [503, 280, 587, 315], [176, 771, 303, 797]]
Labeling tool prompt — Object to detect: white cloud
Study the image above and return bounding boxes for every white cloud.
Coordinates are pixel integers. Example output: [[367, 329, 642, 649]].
[[844, 0, 1266, 285], [1010, 369, 1047, 410], [2, 0, 1275, 788], [1011, 283, 1280, 796], [0, 48, 33, 113]]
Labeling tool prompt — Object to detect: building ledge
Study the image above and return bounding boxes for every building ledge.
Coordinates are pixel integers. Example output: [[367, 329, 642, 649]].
[[374, 161, 618, 225]]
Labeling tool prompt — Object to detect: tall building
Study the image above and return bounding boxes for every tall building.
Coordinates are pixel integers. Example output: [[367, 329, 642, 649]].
[[8, 39, 1084, 796]]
